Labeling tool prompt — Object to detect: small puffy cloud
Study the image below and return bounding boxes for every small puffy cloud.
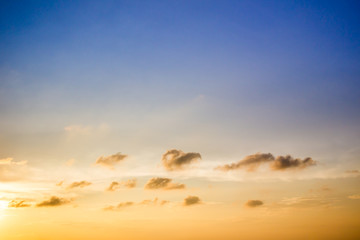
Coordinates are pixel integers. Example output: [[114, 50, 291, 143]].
[[348, 194, 360, 200], [216, 153, 274, 171], [144, 177, 185, 190], [162, 149, 201, 171], [0, 157, 28, 182], [106, 179, 137, 191], [103, 201, 134, 211], [8, 200, 31, 208], [245, 200, 263, 208], [67, 181, 92, 189], [107, 182, 120, 191], [216, 153, 316, 172], [36, 196, 72, 207], [95, 153, 127, 169], [183, 196, 201, 206], [270, 156, 316, 170]]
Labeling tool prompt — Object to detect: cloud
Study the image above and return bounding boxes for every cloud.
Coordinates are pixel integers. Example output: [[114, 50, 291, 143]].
[[64, 125, 92, 134], [106, 179, 137, 191], [103, 201, 134, 211], [0, 157, 28, 182], [64, 124, 109, 136], [36, 196, 72, 207], [56, 181, 64, 187], [162, 149, 201, 171], [345, 170, 359, 174], [216, 153, 274, 171], [278, 196, 333, 209], [216, 153, 316, 172], [140, 198, 170, 206], [348, 194, 360, 200], [67, 181, 92, 189], [183, 196, 201, 206], [8, 200, 31, 208], [65, 159, 75, 167], [95, 153, 127, 169], [105, 198, 169, 210], [270, 156, 316, 170], [144, 177, 185, 190], [245, 200, 263, 208]]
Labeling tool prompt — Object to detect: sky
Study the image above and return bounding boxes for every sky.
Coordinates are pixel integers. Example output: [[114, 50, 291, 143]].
[[0, 0, 360, 239]]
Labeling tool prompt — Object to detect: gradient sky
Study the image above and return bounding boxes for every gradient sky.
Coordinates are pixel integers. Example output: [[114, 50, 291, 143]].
[[0, 1, 360, 240]]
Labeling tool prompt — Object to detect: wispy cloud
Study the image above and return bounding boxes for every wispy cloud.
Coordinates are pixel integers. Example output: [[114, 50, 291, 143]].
[[162, 149, 201, 171], [67, 181, 92, 189], [8, 200, 31, 208], [103, 202, 134, 211], [95, 153, 127, 169], [348, 194, 360, 200], [104, 198, 170, 211], [216, 153, 316, 172], [144, 177, 185, 190], [215, 153, 274, 171], [139, 198, 169, 206], [0, 157, 28, 182]]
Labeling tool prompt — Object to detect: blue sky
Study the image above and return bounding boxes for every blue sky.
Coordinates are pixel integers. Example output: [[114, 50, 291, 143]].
[[0, 0, 359, 170]]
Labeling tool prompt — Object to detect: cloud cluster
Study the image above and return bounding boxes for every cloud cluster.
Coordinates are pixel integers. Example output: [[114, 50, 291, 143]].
[[8, 200, 31, 208], [144, 177, 185, 190], [36, 196, 72, 207], [0, 157, 28, 182], [245, 200, 263, 208], [95, 153, 127, 169], [183, 196, 201, 206], [216, 153, 316, 172], [162, 149, 201, 171], [106, 179, 137, 191], [67, 181, 92, 189]]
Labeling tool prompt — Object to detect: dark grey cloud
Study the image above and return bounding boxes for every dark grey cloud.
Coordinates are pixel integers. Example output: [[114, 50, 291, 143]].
[[95, 153, 127, 169], [36, 196, 72, 207], [162, 149, 201, 171], [216, 153, 316, 172], [270, 156, 316, 170], [183, 196, 201, 206], [106, 179, 137, 191], [67, 181, 92, 189], [216, 153, 274, 171], [144, 177, 185, 190], [8, 200, 31, 208], [245, 200, 263, 208]]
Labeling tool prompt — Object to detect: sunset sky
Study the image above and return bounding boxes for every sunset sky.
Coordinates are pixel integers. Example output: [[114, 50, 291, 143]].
[[0, 1, 360, 239]]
